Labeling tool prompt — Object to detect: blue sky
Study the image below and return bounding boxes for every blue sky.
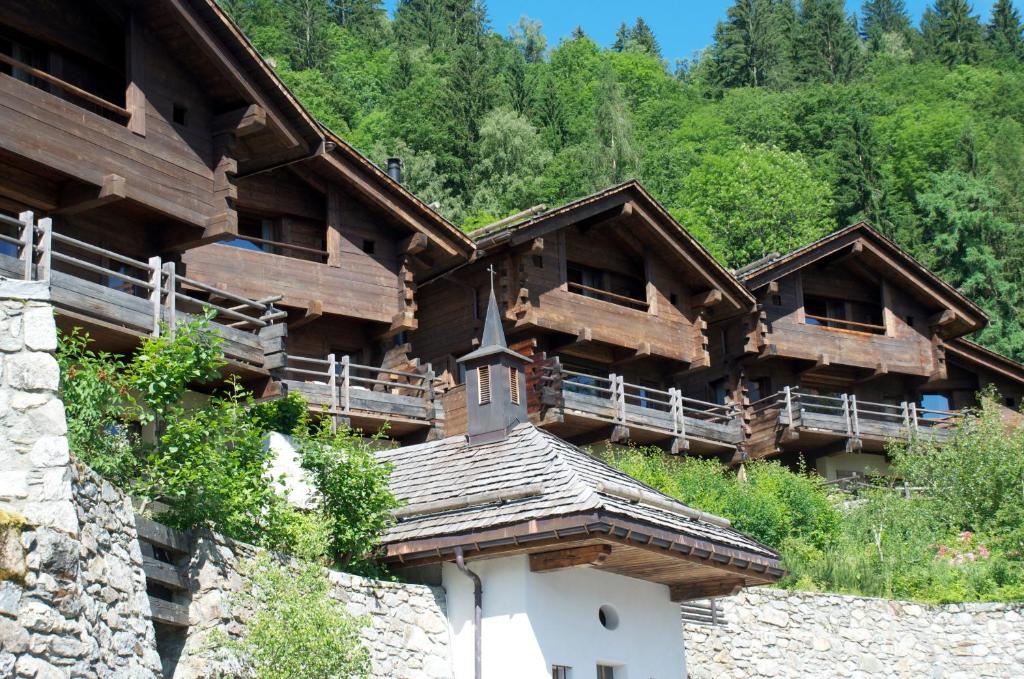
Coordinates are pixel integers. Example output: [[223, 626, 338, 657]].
[[383, 1, 1021, 65]]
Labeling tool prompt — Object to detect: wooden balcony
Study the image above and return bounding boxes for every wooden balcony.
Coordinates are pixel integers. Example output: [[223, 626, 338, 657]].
[[534, 357, 744, 454], [0, 211, 284, 373], [746, 387, 962, 458], [279, 354, 438, 438]]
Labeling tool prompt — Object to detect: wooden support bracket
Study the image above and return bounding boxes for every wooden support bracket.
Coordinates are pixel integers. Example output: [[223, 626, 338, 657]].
[[529, 544, 612, 572], [55, 174, 126, 215]]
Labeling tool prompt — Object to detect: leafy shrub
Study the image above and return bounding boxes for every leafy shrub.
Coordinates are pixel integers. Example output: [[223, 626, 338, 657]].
[[229, 554, 370, 679]]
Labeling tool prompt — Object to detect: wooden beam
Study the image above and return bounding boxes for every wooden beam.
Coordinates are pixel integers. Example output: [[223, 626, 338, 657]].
[[826, 240, 864, 268], [125, 10, 146, 136], [55, 174, 126, 215], [326, 185, 343, 267], [289, 300, 323, 329], [669, 577, 745, 602], [214, 104, 267, 138], [692, 289, 722, 309], [530, 544, 612, 572], [929, 309, 957, 328], [398, 232, 429, 257]]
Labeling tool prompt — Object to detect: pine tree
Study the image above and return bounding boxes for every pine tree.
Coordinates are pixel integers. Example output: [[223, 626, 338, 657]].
[[987, 0, 1024, 58], [710, 0, 794, 88], [921, 0, 983, 67], [629, 17, 662, 57], [593, 64, 637, 186], [571, 25, 587, 40], [510, 16, 547, 63], [612, 22, 629, 51], [861, 0, 912, 47], [797, 0, 862, 83], [280, 0, 334, 70]]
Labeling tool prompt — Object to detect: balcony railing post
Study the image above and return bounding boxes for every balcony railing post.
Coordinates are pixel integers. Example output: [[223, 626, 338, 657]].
[[162, 262, 176, 336], [901, 401, 909, 428], [327, 353, 338, 432], [35, 218, 52, 282], [909, 402, 919, 431], [850, 394, 860, 440], [147, 256, 162, 337], [18, 211, 34, 280], [783, 386, 794, 426], [609, 373, 625, 425], [842, 394, 851, 436], [341, 355, 351, 415]]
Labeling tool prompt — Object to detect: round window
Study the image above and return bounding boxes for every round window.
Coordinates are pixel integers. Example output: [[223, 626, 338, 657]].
[[598, 604, 619, 630]]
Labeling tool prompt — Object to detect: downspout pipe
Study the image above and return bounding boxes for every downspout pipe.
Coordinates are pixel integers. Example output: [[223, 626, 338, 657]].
[[454, 546, 482, 679]]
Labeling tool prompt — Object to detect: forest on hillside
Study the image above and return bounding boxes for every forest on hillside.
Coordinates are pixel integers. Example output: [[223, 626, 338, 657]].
[[220, 0, 1024, 361]]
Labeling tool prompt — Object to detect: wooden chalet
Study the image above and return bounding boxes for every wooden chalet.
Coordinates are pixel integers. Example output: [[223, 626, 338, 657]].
[[710, 223, 1024, 474], [412, 182, 755, 455], [0, 0, 474, 439]]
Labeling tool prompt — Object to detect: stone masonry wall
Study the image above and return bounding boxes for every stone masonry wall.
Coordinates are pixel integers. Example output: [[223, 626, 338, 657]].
[[685, 587, 1024, 679], [172, 531, 453, 679], [0, 281, 162, 678]]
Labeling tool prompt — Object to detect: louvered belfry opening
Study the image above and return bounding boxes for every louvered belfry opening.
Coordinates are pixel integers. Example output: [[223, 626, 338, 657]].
[[457, 284, 531, 445]]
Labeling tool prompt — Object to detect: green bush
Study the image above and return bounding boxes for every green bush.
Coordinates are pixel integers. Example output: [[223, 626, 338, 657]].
[[229, 554, 370, 679]]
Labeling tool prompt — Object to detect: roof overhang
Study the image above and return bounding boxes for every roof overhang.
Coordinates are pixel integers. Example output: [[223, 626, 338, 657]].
[[473, 182, 755, 316], [384, 511, 784, 590], [739, 223, 988, 337], [946, 338, 1024, 386]]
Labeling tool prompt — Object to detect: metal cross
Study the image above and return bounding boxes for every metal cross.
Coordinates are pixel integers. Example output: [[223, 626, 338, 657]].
[[487, 264, 497, 292]]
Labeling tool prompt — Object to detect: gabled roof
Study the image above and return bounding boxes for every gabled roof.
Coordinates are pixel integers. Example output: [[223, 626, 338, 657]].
[[187, 1, 474, 260], [472, 182, 755, 314], [946, 338, 1024, 386], [378, 423, 782, 582], [736, 222, 988, 337]]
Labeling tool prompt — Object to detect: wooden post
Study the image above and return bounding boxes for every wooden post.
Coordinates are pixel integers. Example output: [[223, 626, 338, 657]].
[[327, 353, 338, 432], [148, 256, 162, 337], [850, 394, 860, 440], [909, 402, 919, 431], [18, 211, 33, 280], [783, 386, 794, 427], [125, 10, 146, 136], [162, 262, 176, 336], [35, 217, 52, 282], [326, 185, 343, 267], [341, 355, 351, 414], [842, 394, 851, 436], [901, 401, 909, 428]]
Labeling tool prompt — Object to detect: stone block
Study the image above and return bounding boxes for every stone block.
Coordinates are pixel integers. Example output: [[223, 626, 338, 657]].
[[28, 437, 69, 469], [0, 471, 28, 500], [5, 352, 58, 391], [22, 306, 56, 352], [33, 529, 79, 577], [0, 527, 25, 582]]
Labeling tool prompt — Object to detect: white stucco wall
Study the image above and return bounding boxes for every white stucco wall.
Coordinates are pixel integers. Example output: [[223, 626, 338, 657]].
[[443, 554, 686, 679]]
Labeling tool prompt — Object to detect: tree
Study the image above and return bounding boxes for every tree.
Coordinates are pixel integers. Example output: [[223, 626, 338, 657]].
[[675, 145, 836, 267], [279, 0, 336, 70], [592, 64, 638, 186], [510, 15, 547, 63], [986, 0, 1024, 59], [921, 0, 984, 67], [709, 0, 793, 88], [629, 17, 662, 58], [861, 0, 912, 47], [796, 0, 862, 83], [470, 107, 551, 216], [612, 22, 629, 51]]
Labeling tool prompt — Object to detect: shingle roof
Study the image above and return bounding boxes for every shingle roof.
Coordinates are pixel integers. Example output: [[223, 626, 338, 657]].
[[377, 423, 780, 562]]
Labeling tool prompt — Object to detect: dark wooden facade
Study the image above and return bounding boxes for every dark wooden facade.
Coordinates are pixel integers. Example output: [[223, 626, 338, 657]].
[[706, 224, 1024, 470], [413, 183, 755, 453]]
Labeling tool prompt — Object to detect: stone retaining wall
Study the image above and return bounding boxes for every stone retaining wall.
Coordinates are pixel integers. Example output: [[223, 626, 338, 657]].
[[685, 587, 1024, 679], [172, 532, 452, 679], [0, 282, 162, 678], [0, 282, 453, 678]]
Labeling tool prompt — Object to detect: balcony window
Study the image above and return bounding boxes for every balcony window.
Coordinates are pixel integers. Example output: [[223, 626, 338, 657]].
[[919, 392, 951, 420], [226, 215, 278, 253], [803, 294, 884, 334], [0, 26, 128, 124], [566, 262, 647, 311]]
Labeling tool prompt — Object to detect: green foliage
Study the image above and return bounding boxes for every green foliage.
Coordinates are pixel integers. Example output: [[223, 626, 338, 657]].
[[230, 554, 370, 679], [292, 421, 401, 575], [674, 144, 835, 266]]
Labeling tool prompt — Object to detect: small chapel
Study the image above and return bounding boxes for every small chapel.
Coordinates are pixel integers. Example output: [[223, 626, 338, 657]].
[[377, 285, 784, 679]]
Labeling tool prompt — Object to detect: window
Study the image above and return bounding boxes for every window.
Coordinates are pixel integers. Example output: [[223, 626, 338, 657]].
[[747, 377, 772, 403], [771, 293, 783, 306], [919, 392, 951, 420], [362, 239, 376, 255], [477, 365, 491, 405], [509, 366, 520, 405], [709, 378, 729, 406], [533, 254, 544, 268], [905, 315, 915, 328], [596, 665, 617, 679], [669, 292, 679, 307], [226, 215, 277, 253], [803, 294, 884, 333], [566, 261, 646, 310], [172, 103, 188, 126], [719, 328, 729, 355], [472, 287, 482, 320], [552, 665, 571, 679], [598, 604, 619, 630]]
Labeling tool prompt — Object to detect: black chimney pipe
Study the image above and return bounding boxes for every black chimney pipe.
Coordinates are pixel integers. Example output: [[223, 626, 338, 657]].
[[387, 157, 402, 183]]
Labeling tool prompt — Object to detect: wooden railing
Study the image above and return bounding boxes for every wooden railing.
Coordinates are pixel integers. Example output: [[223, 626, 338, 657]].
[[228, 234, 328, 260], [803, 314, 886, 335], [566, 281, 650, 311], [539, 358, 743, 447], [773, 386, 962, 442], [0, 52, 131, 120], [0, 211, 284, 365], [281, 353, 437, 425]]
